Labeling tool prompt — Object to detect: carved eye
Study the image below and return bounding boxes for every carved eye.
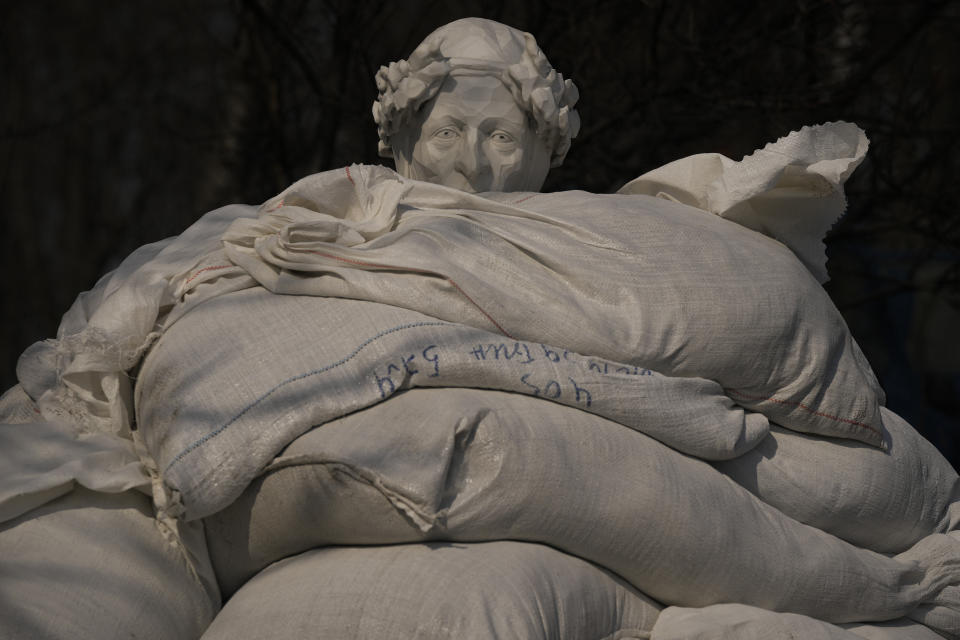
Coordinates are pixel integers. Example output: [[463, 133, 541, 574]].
[[491, 131, 514, 144], [433, 127, 459, 140]]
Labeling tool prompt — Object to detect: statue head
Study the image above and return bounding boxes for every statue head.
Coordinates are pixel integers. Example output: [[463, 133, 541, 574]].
[[372, 18, 580, 192]]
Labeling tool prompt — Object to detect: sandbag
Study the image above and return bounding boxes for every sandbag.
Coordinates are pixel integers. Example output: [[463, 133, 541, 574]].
[[200, 541, 661, 640], [137, 288, 767, 520], [15, 204, 256, 440], [221, 162, 884, 446], [202, 387, 959, 626], [618, 122, 869, 284], [844, 618, 949, 640], [715, 406, 960, 553], [650, 604, 944, 640], [0, 486, 219, 640], [0, 418, 149, 523], [0, 384, 40, 423], [17, 125, 879, 452]]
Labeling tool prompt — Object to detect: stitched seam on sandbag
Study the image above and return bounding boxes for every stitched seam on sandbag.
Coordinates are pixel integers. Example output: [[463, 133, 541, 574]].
[[303, 249, 516, 338], [345, 165, 354, 184], [724, 387, 881, 438], [184, 264, 234, 287], [164, 320, 453, 472]]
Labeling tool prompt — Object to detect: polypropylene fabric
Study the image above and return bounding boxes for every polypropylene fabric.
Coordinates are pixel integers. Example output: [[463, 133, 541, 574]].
[[14, 124, 880, 454], [844, 619, 948, 640], [137, 287, 768, 520], [0, 487, 219, 640], [200, 542, 661, 640], [15, 204, 256, 441], [618, 121, 868, 284], [10, 121, 952, 638], [202, 387, 960, 627], [715, 406, 960, 553], [650, 604, 944, 640], [0, 384, 40, 423], [220, 159, 885, 447], [0, 418, 149, 523]]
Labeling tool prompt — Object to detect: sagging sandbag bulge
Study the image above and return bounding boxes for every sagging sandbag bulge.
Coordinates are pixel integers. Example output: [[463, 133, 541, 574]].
[[3, 15, 958, 640]]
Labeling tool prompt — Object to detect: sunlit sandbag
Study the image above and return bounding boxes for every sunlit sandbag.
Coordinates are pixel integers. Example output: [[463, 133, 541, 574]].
[[201, 542, 661, 640], [0, 487, 219, 640], [203, 387, 960, 627]]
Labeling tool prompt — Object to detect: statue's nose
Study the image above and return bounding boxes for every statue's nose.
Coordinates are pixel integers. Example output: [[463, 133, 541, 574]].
[[455, 131, 490, 179]]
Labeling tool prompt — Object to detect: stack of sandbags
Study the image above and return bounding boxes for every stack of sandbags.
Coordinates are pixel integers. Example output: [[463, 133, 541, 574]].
[[198, 386, 960, 635], [10, 123, 959, 637], [137, 288, 768, 522], [222, 163, 886, 448], [125, 166, 960, 635]]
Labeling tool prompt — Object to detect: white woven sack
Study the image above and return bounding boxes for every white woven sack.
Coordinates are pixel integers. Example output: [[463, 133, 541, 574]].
[[16, 204, 255, 441], [844, 618, 950, 640], [221, 160, 884, 446], [0, 487, 219, 640], [650, 604, 944, 640], [0, 382, 152, 526], [0, 384, 40, 424], [200, 542, 661, 640], [202, 387, 960, 626], [0, 418, 149, 523], [137, 288, 767, 520], [619, 122, 869, 284], [715, 406, 960, 553]]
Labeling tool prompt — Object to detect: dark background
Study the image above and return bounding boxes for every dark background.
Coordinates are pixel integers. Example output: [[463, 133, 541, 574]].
[[3, 0, 959, 463]]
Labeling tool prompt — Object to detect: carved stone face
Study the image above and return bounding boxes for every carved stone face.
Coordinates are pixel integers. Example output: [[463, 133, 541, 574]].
[[392, 74, 552, 193]]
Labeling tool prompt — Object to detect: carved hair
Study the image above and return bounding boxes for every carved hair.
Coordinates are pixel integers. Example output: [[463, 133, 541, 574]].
[[372, 18, 580, 168]]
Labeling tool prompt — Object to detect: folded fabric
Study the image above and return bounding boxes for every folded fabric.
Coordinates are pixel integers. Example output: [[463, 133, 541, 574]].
[[0, 417, 149, 523], [618, 121, 868, 284], [16, 204, 257, 440], [0, 384, 151, 524], [13, 124, 877, 455], [221, 160, 884, 446]]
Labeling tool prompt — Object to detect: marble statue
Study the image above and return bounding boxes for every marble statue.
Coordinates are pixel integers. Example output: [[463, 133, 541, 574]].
[[8, 16, 952, 640], [372, 18, 580, 193]]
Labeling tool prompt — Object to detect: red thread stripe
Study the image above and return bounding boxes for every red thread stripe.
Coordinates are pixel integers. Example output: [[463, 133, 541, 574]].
[[184, 264, 234, 287], [513, 194, 538, 205], [724, 388, 882, 438], [304, 249, 515, 339], [345, 166, 355, 184]]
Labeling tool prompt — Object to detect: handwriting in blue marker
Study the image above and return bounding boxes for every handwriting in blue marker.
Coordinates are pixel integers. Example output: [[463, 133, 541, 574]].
[[539, 344, 573, 362], [469, 342, 535, 363], [587, 360, 653, 376], [374, 344, 441, 399], [520, 373, 592, 407]]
